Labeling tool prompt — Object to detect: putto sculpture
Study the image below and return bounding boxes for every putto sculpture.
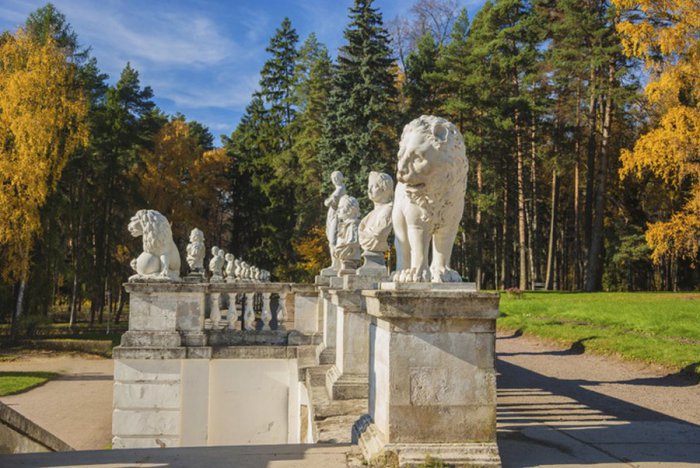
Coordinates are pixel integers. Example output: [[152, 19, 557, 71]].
[[334, 194, 362, 276], [127, 209, 181, 281], [320, 170, 346, 276], [392, 115, 468, 282], [185, 228, 205, 274], [358, 172, 394, 277], [209, 246, 225, 282], [224, 253, 235, 281]]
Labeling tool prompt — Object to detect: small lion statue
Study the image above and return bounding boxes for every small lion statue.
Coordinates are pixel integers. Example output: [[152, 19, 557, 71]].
[[392, 115, 468, 282], [128, 209, 181, 281]]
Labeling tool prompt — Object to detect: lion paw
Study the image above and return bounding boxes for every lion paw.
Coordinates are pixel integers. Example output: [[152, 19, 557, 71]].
[[431, 267, 462, 283], [393, 268, 430, 283]]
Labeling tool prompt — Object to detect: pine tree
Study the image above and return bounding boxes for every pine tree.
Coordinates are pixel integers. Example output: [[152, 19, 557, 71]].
[[404, 32, 441, 117], [319, 0, 398, 202]]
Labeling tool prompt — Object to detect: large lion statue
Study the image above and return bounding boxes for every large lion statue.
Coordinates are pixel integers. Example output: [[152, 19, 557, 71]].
[[128, 209, 181, 281], [392, 115, 468, 282]]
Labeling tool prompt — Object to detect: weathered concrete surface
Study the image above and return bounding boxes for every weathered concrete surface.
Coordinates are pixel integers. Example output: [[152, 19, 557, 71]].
[[496, 331, 700, 467], [0, 352, 113, 450], [0, 443, 352, 467]]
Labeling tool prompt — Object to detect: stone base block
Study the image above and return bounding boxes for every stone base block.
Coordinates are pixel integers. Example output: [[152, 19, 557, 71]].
[[319, 347, 336, 365], [112, 436, 179, 449], [120, 331, 181, 348], [331, 374, 368, 400], [355, 417, 501, 467], [181, 331, 207, 346], [314, 275, 330, 286]]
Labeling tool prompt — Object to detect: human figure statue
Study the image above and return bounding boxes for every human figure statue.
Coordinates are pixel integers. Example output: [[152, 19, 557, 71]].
[[209, 247, 225, 282], [224, 253, 235, 282], [234, 259, 242, 280], [320, 171, 346, 276], [186, 228, 205, 274], [334, 195, 362, 276], [358, 172, 394, 277]]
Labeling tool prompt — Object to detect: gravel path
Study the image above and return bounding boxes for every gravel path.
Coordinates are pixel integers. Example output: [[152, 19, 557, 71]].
[[0, 351, 113, 450]]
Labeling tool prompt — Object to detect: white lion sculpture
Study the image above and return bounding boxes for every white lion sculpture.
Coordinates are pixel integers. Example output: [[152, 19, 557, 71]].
[[392, 115, 468, 282], [128, 209, 181, 281]]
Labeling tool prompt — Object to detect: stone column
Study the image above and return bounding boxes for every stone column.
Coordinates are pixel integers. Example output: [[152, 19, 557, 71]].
[[354, 284, 501, 467], [318, 287, 337, 365]]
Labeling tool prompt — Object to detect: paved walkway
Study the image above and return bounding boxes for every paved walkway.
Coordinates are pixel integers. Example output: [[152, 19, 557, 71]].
[[1, 335, 699, 467], [0, 351, 113, 450]]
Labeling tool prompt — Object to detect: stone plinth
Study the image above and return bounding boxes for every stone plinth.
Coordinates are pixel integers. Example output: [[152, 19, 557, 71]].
[[327, 288, 370, 400], [354, 284, 501, 467], [292, 284, 319, 334]]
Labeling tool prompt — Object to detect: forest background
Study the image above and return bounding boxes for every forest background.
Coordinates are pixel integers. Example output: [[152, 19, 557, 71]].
[[0, 0, 698, 335]]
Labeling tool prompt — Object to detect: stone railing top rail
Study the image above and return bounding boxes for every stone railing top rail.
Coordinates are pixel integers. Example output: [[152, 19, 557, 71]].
[[124, 281, 295, 294]]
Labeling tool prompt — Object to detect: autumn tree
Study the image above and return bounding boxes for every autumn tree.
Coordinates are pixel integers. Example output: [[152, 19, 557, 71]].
[[615, 0, 700, 267], [139, 117, 228, 245], [0, 29, 88, 328]]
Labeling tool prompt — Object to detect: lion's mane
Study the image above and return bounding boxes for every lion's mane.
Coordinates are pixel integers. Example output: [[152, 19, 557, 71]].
[[134, 210, 172, 254], [400, 115, 468, 231]]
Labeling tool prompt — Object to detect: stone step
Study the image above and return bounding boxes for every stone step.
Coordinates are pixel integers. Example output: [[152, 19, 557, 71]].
[[306, 364, 333, 387], [313, 391, 366, 419], [316, 414, 363, 444]]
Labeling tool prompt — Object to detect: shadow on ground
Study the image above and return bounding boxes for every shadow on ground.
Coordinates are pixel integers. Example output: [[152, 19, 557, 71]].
[[496, 356, 700, 467]]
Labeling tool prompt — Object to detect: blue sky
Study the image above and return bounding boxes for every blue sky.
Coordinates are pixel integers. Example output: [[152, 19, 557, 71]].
[[0, 0, 484, 144]]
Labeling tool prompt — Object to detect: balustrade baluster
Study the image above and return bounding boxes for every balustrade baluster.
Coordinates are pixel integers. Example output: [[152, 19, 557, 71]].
[[261, 293, 272, 330], [276, 292, 288, 330], [243, 292, 256, 331], [210, 292, 221, 328], [228, 293, 238, 329]]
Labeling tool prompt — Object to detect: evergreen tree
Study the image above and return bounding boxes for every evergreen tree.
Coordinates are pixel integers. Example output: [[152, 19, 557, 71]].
[[404, 32, 441, 117], [319, 0, 398, 202]]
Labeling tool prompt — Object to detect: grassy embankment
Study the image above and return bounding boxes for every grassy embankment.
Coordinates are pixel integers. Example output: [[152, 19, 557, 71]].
[[499, 292, 700, 376], [0, 371, 59, 396]]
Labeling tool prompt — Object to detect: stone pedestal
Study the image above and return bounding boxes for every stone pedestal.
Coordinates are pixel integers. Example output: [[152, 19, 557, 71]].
[[354, 284, 501, 467], [291, 284, 318, 334], [319, 287, 337, 365], [357, 250, 387, 277], [327, 288, 369, 400]]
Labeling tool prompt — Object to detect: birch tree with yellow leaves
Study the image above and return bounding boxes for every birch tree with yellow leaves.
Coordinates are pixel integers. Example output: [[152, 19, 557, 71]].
[[614, 0, 700, 269], [0, 29, 88, 326]]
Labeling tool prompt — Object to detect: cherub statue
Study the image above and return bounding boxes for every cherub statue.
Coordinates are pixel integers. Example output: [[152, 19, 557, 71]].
[[334, 194, 362, 275], [224, 253, 235, 281], [320, 171, 346, 276], [358, 172, 394, 276], [209, 246, 225, 282], [186, 228, 205, 274], [234, 258, 242, 280]]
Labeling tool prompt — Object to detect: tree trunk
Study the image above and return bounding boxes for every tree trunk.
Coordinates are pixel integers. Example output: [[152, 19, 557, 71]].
[[545, 169, 559, 290], [584, 69, 597, 277], [529, 116, 539, 287], [574, 81, 583, 289], [585, 61, 614, 292], [515, 109, 528, 290], [475, 160, 483, 291], [500, 180, 509, 290]]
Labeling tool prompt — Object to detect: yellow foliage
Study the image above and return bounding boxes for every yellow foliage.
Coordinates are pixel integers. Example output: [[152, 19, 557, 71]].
[[139, 119, 228, 241], [614, 0, 700, 263], [292, 225, 329, 276], [0, 29, 88, 281]]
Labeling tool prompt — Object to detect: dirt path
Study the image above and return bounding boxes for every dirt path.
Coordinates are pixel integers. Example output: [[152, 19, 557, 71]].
[[0, 351, 113, 450], [496, 331, 700, 467]]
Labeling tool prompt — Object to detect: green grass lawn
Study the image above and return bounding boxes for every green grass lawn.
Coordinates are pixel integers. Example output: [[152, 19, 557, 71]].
[[0, 371, 59, 396], [499, 292, 700, 376]]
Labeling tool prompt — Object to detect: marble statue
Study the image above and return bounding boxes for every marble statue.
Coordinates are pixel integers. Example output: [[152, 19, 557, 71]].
[[334, 194, 362, 275], [209, 246, 225, 282], [185, 228, 205, 274], [127, 209, 181, 281], [320, 171, 346, 276], [358, 172, 394, 277], [392, 115, 468, 283], [224, 253, 235, 281], [231, 259, 240, 280]]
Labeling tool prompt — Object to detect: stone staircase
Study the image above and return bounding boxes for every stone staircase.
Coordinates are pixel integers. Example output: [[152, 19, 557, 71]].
[[304, 365, 367, 444]]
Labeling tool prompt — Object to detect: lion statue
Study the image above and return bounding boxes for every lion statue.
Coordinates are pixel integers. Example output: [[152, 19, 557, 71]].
[[128, 209, 181, 281], [392, 115, 468, 282]]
